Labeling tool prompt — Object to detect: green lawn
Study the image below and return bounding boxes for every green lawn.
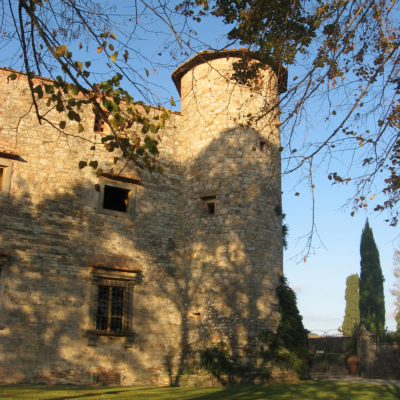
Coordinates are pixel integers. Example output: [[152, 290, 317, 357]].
[[0, 381, 399, 400]]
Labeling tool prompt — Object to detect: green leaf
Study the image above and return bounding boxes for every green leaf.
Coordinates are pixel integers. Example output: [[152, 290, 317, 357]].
[[170, 96, 176, 106], [44, 84, 54, 94], [59, 121, 66, 129], [123, 50, 129, 62], [109, 32, 116, 39], [33, 85, 44, 99], [110, 52, 118, 63], [56, 103, 64, 112], [67, 110, 76, 120], [101, 135, 115, 143], [85, 61, 91, 68], [145, 68, 149, 77], [89, 160, 98, 169], [8, 73, 17, 81], [78, 123, 84, 133], [78, 161, 87, 169], [70, 85, 79, 95], [108, 43, 114, 51]]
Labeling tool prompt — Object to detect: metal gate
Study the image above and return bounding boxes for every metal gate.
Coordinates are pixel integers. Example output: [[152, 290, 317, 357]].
[[308, 334, 355, 377]]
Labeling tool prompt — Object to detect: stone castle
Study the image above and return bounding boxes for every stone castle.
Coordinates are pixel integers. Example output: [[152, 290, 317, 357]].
[[0, 50, 284, 385]]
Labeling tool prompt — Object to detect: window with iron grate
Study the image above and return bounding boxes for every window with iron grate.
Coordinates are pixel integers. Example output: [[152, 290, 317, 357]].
[[96, 285, 125, 333], [93, 278, 134, 335], [94, 115, 105, 133]]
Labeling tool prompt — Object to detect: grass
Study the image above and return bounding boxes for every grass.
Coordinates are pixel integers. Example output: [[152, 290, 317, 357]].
[[0, 381, 399, 400]]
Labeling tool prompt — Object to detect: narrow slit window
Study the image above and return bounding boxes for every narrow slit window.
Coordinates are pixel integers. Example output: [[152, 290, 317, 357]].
[[103, 185, 130, 212], [94, 115, 105, 133], [259, 140, 266, 152]]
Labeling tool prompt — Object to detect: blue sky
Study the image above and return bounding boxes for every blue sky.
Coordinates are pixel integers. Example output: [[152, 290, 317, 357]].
[[283, 168, 399, 333], [2, 1, 399, 333]]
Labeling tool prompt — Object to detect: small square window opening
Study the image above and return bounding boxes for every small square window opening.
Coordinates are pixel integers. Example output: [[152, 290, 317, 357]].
[[103, 185, 130, 212], [202, 196, 216, 216]]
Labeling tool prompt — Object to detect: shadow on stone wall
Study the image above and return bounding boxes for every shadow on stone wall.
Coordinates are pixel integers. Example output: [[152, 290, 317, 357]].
[[0, 127, 282, 386]]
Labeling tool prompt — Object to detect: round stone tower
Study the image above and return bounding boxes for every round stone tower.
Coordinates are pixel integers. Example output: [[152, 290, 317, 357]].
[[171, 50, 286, 365]]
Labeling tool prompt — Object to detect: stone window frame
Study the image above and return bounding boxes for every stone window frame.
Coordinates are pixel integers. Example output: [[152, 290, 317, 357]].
[[97, 178, 137, 218], [87, 266, 140, 347], [0, 158, 13, 196], [201, 195, 216, 216]]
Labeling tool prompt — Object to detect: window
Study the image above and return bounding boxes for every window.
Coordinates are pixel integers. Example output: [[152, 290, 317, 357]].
[[0, 158, 13, 196], [98, 179, 137, 217], [94, 278, 132, 334], [94, 115, 105, 133], [259, 140, 266, 152], [87, 266, 139, 347], [202, 195, 216, 216], [93, 371, 121, 385], [103, 185, 129, 212]]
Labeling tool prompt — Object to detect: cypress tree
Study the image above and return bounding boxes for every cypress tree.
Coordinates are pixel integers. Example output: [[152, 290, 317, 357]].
[[359, 219, 385, 335], [341, 274, 360, 336]]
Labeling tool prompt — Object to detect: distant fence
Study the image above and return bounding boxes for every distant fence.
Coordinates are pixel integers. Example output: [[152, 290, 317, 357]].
[[307, 326, 400, 379]]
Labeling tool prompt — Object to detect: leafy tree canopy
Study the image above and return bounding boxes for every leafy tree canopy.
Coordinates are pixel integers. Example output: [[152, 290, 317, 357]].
[[341, 273, 360, 336], [3, 0, 205, 172], [359, 219, 385, 335], [3, 0, 400, 231]]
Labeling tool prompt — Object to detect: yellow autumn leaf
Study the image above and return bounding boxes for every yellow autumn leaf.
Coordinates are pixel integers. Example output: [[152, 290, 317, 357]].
[[110, 52, 118, 63], [56, 45, 67, 57]]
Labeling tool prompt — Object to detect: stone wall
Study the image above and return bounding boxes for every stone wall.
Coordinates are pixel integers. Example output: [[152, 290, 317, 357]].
[[0, 51, 283, 385]]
